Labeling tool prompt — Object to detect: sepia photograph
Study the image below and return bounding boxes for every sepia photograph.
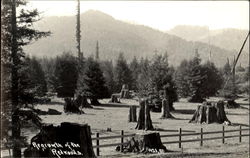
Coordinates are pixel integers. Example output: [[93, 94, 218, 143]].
[[1, 0, 249, 157]]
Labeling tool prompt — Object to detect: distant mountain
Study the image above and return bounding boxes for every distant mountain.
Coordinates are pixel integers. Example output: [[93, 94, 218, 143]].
[[168, 25, 211, 41], [24, 10, 249, 67], [168, 25, 249, 54]]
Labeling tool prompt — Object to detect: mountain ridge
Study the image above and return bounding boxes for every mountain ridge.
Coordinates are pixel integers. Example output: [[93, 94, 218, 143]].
[[24, 10, 249, 67]]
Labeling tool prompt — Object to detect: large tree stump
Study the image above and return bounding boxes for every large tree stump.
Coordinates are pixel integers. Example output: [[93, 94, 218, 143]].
[[75, 96, 92, 108], [118, 132, 167, 153], [215, 101, 231, 123], [189, 101, 231, 124], [24, 122, 95, 157], [64, 98, 84, 114], [160, 98, 174, 119], [128, 106, 137, 122], [135, 99, 154, 130]]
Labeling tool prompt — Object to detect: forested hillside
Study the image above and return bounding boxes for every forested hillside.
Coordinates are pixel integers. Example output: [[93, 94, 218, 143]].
[[23, 10, 249, 67]]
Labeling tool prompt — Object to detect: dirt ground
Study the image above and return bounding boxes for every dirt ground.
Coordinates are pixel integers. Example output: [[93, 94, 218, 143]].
[[1, 97, 249, 158]]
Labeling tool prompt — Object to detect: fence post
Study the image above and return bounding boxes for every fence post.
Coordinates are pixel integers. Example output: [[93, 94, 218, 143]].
[[96, 133, 100, 156], [200, 128, 203, 146], [179, 128, 182, 148], [222, 126, 225, 144], [239, 125, 242, 143], [120, 130, 124, 152]]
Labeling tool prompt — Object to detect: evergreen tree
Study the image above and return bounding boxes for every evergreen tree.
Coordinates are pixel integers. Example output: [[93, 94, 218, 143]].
[[222, 59, 237, 99], [149, 53, 178, 110], [114, 52, 133, 92], [175, 59, 190, 97], [223, 58, 231, 77], [202, 61, 223, 97], [129, 56, 140, 90], [149, 53, 171, 91], [187, 50, 207, 102], [1, 0, 50, 156], [19, 57, 47, 105], [137, 57, 151, 96], [76, 57, 108, 105], [39, 56, 56, 93], [53, 53, 78, 98], [100, 60, 115, 96]]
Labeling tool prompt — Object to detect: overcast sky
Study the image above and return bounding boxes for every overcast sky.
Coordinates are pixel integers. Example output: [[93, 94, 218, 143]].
[[26, 1, 249, 31]]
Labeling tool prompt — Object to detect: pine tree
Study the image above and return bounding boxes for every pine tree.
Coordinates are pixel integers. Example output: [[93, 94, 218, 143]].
[[76, 57, 108, 105], [137, 57, 151, 96], [100, 60, 115, 96], [149, 53, 178, 110], [222, 59, 237, 99], [19, 57, 47, 105], [129, 56, 140, 90], [187, 50, 207, 102], [53, 53, 78, 98], [202, 61, 223, 97], [114, 52, 133, 92], [175, 59, 190, 97], [223, 58, 231, 77], [39, 57, 56, 93], [1, 0, 50, 156]]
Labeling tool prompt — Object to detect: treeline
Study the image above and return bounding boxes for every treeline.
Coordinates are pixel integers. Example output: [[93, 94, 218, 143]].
[[33, 49, 249, 104]]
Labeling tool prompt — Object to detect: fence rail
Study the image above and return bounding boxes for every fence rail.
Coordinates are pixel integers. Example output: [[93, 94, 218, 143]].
[[92, 125, 250, 156]]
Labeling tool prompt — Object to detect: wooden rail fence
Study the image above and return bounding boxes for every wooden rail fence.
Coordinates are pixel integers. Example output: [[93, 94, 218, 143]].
[[92, 125, 250, 156]]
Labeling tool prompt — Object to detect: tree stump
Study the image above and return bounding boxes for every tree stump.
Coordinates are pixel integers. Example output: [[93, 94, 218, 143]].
[[160, 98, 174, 119], [64, 98, 84, 114], [118, 132, 167, 153], [47, 109, 62, 115], [189, 101, 231, 124], [226, 99, 240, 108], [75, 96, 92, 108], [128, 106, 137, 122], [215, 101, 231, 124], [135, 99, 154, 130], [120, 84, 130, 98], [24, 122, 95, 158], [150, 98, 162, 112], [109, 94, 120, 103], [90, 98, 101, 106]]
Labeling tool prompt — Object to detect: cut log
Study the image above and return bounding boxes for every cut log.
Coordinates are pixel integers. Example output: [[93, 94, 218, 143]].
[[24, 122, 95, 158], [135, 99, 154, 130], [118, 132, 167, 153], [47, 109, 62, 115], [128, 106, 137, 122], [160, 98, 174, 119], [189, 101, 231, 124]]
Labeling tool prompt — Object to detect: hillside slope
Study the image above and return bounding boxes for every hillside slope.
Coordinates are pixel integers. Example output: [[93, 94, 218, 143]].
[[24, 10, 249, 67]]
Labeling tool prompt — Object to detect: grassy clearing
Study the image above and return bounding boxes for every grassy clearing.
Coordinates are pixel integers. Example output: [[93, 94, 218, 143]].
[[7, 97, 249, 158]]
